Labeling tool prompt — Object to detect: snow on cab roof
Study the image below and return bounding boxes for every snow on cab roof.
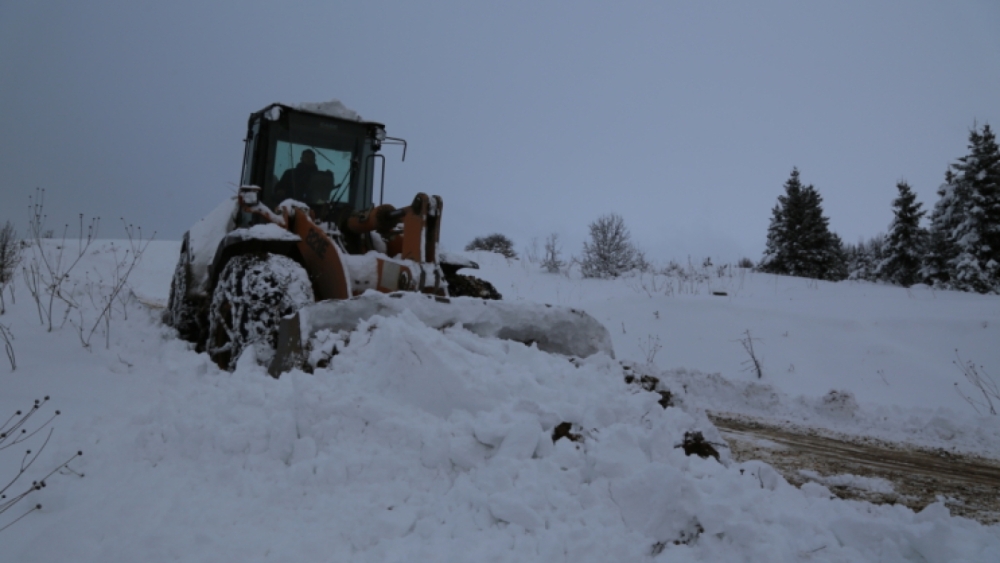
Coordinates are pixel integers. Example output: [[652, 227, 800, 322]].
[[294, 99, 363, 121], [262, 100, 385, 127]]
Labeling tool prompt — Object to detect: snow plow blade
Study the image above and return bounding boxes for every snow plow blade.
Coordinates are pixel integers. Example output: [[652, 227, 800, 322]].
[[268, 292, 615, 377]]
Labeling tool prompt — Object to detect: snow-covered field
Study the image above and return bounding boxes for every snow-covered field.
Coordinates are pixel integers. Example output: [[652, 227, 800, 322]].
[[2, 240, 999, 562]]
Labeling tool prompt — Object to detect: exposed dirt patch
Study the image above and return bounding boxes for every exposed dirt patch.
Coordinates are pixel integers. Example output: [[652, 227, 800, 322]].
[[444, 273, 502, 300], [710, 412, 1000, 524]]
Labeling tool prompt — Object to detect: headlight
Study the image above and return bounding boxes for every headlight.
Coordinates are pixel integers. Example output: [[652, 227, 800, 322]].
[[240, 185, 260, 206]]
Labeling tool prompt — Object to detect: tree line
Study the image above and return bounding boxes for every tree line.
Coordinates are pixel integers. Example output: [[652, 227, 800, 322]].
[[468, 123, 999, 294], [760, 123, 999, 293]]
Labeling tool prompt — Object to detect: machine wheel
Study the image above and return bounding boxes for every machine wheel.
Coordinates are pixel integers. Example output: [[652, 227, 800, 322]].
[[445, 273, 502, 300], [207, 253, 314, 371], [165, 245, 207, 346]]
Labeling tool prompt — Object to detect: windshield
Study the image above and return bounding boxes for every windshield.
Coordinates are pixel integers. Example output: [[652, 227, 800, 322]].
[[245, 107, 377, 214], [273, 142, 353, 204]]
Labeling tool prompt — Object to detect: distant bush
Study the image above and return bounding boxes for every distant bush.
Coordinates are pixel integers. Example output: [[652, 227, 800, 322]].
[[0, 220, 23, 315], [541, 233, 564, 274], [465, 233, 517, 259], [737, 257, 754, 269], [580, 213, 648, 279]]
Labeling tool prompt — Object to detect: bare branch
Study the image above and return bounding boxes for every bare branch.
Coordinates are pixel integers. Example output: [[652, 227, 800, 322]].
[[735, 329, 764, 379]]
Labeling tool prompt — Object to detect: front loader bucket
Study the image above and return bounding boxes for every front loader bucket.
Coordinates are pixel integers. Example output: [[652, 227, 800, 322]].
[[268, 292, 614, 377]]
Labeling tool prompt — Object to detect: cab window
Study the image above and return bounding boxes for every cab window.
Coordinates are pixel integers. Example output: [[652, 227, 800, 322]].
[[273, 142, 353, 204]]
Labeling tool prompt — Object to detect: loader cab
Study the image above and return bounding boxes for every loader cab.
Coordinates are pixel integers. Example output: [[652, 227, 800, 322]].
[[240, 103, 387, 219]]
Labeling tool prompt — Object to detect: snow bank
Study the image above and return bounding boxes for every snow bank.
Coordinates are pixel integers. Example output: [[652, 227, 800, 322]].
[[17, 310, 998, 562]]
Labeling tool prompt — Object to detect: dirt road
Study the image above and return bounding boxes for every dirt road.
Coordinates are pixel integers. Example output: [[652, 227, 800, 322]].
[[709, 413, 1000, 524]]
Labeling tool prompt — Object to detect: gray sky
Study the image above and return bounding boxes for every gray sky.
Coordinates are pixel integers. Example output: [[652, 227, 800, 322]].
[[2, 1, 998, 263]]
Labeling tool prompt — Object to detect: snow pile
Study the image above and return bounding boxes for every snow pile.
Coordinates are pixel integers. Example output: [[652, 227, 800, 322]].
[[298, 291, 614, 361], [15, 312, 998, 562]]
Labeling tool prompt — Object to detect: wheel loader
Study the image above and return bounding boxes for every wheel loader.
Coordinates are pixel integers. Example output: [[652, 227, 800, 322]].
[[165, 101, 612, 376]]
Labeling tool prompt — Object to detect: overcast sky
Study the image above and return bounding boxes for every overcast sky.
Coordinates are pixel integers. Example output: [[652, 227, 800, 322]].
[[2, 1, 998, 263]]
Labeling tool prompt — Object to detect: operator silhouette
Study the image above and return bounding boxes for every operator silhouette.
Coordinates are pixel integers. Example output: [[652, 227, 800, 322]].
[[276, 149, 335, 203]]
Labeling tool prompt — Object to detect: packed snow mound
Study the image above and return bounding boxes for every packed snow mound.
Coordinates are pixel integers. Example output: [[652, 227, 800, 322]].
[[295, 99, 363, 121], [297, 291, 616, 361], [38, 313, 989, 562], [186, 196, 236, 296]]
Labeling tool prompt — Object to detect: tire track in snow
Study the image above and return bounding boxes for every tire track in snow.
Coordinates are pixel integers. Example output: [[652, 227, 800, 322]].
[[710, 413, 1000, 524]]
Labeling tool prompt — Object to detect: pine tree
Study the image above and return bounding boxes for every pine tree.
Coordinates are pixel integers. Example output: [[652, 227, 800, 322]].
[[875, 182, 927, 286], [923, 123, 1000, 293], [921, 169, 960, 286], [846, 235, 886, 282], [759, 168, 847, 281]]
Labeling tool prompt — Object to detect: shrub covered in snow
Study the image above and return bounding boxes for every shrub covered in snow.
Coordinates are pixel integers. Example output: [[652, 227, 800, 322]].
[[0, 220, 21, 316], [540, 233, 564, 274], [580, 213, 648, 279], [465, 233, 517, 259]]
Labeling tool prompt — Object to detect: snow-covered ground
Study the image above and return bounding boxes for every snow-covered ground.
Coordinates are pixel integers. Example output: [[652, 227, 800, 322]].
[[478, 253, 1000, 455], [1, 240, 999, 562]]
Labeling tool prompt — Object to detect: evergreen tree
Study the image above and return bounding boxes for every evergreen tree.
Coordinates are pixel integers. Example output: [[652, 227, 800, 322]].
[[846, 235, 886, 282], [921, 169, 960, 286], [759, 168, 847, 281], [923, 124, 1000, 293], [875, 182, 927, 286]]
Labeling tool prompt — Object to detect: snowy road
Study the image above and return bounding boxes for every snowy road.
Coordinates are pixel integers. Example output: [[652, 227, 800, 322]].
[[711, 413, 1000, 524]]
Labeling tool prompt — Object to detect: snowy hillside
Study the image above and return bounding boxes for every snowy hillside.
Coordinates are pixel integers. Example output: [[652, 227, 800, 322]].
[[1, 240, 999, 562], [475, 252, 1000, 454]]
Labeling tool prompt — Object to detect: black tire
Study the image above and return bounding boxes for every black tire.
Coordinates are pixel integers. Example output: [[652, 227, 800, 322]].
[[165, 245, 207, 346], [207, 253, 314, 371]]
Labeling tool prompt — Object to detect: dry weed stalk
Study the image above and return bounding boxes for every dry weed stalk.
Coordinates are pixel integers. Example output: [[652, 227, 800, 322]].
[[953, 350, 998, 416], [736, 329, 764, 379]]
